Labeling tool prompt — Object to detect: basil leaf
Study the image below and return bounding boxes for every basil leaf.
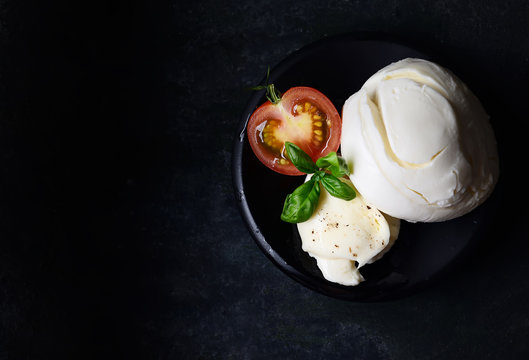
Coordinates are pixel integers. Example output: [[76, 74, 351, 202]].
[[280, 178, 320, 223], [284, 142, 318, 174], [320, 173, 356, 201], [316, 152, 350, 178]]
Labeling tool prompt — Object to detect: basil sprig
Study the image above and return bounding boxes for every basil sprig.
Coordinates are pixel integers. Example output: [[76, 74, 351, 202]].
[[280, 142, 356, 223]]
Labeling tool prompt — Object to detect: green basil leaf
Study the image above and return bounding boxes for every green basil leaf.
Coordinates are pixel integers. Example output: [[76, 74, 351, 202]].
[[316, 152, 350, 177], [280, 178, 320, 223], [284, 142, 318, 174], [320, 173, 356, 201]]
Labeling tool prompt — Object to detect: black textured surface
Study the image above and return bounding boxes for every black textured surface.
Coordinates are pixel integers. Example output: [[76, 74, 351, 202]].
[[0, 0, 528, 359]]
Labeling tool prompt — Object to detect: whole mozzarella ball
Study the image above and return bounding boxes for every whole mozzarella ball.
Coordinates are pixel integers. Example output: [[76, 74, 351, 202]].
[[341, 58, 499, 222]]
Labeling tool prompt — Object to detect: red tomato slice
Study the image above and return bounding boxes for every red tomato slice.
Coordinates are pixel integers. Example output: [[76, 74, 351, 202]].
[[247, 87, 341, 175]]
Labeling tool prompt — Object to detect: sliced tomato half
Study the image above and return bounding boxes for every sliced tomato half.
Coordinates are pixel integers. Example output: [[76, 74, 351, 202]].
[[247, 86, 341, 175]]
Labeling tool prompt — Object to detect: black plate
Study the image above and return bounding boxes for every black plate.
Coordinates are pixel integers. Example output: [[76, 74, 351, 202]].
[[232, 34, 498, 301]]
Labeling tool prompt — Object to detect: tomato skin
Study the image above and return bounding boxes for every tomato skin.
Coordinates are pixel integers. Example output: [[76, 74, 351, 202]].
[[247, 86, 342, 176]]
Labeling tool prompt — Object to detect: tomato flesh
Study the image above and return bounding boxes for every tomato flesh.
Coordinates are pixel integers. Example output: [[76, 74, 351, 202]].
[[247, 87, 341, 175]]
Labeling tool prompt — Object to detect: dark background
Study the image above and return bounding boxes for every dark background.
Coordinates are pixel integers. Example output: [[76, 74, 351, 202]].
[[0, 0, 528, 359]]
